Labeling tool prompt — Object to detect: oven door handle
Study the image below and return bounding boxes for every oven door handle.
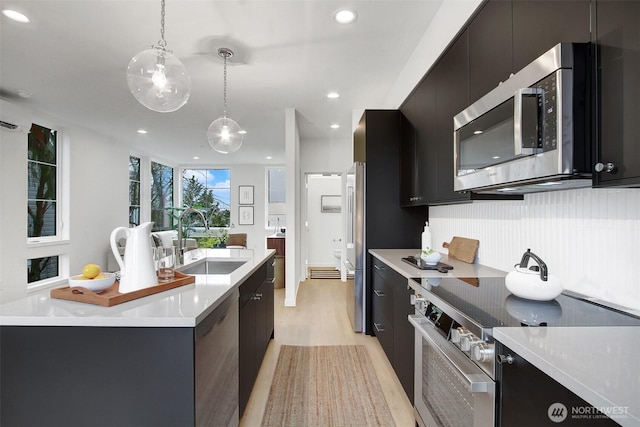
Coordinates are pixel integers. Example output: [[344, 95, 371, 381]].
[[409, 315, 494, 394]]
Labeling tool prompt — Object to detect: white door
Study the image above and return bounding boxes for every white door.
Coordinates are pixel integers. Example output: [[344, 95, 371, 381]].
[[305, 174, 343, 268]]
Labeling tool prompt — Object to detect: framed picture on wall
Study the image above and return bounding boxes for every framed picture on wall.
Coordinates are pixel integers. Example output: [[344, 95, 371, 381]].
[[239, 206, 254, 225], [239, 185, 254, 205], [321, 195, 341, 213]]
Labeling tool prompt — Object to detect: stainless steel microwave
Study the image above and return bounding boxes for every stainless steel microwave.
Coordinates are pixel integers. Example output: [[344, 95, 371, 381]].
[[453, 43, 592, 194]]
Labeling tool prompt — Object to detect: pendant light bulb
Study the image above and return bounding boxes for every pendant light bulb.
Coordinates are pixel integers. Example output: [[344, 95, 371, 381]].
[[208, 48, 244, 154], [126, 0, 190, 113]]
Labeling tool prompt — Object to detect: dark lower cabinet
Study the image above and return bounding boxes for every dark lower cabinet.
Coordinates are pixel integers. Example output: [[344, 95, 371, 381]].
[[0, 292, 239, 427], [594, 0, 640, 187], [239, 255, 275, 416], [371, 257, 414, 403]]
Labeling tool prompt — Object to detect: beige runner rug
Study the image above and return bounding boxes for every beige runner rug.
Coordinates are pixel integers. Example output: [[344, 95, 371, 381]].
[[261, 345, 396, 427]]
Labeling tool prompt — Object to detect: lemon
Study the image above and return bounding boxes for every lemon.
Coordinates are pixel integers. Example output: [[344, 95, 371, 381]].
[[82, 263, 101, 279]]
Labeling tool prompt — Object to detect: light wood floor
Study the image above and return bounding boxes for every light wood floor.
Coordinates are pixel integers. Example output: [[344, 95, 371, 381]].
[[239, 278, 415, 427]]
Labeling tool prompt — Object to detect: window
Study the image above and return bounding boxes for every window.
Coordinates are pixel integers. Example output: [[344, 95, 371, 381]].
[[182, 169, 230, 227], [28, 124, 58, 241], [129, 156, 140, 226], [28, 256, 59, 284], [151, 161, 174, 231], [266, 167, 286, 228], [27, 123, 65, 286]]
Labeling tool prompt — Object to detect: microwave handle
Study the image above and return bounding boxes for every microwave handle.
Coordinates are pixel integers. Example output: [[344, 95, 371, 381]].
[[514, 87, 544, 156]]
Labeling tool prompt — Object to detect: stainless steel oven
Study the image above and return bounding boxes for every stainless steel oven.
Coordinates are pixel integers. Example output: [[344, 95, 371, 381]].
[[409, 313, 495, 427], [407, 275, 640, 427]]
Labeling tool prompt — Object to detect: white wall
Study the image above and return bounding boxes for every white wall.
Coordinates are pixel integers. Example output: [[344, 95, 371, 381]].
[[226, 164, 273, 251], [285, 109, 300, 306], [429, 187, 640, 312]]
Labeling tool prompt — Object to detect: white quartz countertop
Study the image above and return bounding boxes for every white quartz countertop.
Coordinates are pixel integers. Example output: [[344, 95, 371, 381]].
[[369, 248, 507, 279], [494, 327, 640, 427], [0, 248, 275, 328]]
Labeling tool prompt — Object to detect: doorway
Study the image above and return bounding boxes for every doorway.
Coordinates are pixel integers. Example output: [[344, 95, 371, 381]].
[[303, 173, 344, 280]]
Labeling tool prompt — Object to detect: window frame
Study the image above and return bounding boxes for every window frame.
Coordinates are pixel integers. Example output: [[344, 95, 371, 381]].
[[26, 122, 70, 290]]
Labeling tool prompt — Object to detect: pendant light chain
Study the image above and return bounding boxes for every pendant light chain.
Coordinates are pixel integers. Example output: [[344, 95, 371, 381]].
[[158, 0, 167, 49]]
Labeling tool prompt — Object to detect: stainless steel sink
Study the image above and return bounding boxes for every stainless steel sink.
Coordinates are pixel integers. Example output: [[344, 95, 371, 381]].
[[178, 259, 247, 275]]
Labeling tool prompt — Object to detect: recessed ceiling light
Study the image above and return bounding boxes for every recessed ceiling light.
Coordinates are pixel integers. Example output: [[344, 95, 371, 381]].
[[333, 9, 357, 24], [492, 156, 500, 159], [2, 9, 30, 23], [238, 130, 247, 135], [137, 129, 148, 134], [473, 130, 483, 135], [327, 92, 340, 99], [17, 90, 32, 99], [330, 124, 340, 129], [193, 156, 200, 160], [266, 156, 273, 160]]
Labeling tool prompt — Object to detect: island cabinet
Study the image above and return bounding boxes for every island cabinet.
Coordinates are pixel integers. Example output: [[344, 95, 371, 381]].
[[594, 0, 640, 187], [239, 255, 275, 416], [0, 291, 239, 427], [371, 257, 415, 403]]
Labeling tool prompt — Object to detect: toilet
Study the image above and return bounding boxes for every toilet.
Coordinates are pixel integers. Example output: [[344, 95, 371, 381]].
[[333, 249, 341, 269]]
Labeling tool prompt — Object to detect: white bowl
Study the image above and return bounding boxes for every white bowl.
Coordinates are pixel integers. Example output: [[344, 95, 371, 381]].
[[69, 272, 116, 292], [421, 251, 442, 265]]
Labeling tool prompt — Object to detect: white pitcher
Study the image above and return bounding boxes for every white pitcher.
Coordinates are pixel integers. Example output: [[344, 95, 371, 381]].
[[110, 222, 158, 293]]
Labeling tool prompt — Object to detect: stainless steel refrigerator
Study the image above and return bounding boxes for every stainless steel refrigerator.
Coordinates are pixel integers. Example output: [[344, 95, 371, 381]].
[[345, 162, 365, 332]]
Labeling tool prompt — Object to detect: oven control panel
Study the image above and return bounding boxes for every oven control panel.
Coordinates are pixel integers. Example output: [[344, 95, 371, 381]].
[[414, 294, 454, 339], [450, 325, 495, 365]]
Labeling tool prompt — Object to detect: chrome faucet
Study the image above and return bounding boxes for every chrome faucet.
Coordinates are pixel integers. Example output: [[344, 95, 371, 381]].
[[177, 208, 209, 265]]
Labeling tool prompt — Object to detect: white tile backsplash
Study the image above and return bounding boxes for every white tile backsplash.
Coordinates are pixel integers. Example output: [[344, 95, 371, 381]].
[[429, 187, 640, 311]]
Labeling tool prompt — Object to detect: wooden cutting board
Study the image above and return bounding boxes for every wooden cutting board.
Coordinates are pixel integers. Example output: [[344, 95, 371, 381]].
[[442, 237, 479, 264]]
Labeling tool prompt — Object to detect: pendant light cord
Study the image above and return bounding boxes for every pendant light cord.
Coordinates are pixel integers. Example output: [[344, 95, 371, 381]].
[[158, 0, 167, 49], [223, 52, 228, 118]]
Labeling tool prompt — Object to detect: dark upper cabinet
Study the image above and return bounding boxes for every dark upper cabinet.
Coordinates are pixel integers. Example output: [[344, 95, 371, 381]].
[[434, 31, 471, 203], [401, 73, 437, 206], [512, 0, 591, 72], [468, 0, 513, 103], [400, 34, 470, 206], [594, 0, 640, 187]]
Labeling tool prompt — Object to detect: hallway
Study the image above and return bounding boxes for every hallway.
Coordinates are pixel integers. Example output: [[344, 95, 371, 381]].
[[239, 278, 414, 426]]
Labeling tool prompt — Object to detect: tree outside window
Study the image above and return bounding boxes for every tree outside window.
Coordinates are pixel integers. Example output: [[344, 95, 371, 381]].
[[151, 162, 173, 231], [179, 169, 230, 246], [129, 156, 140, 226]]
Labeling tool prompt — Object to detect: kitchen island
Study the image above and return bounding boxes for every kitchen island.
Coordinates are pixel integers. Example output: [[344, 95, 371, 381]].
[[0, 248, 275, 427]]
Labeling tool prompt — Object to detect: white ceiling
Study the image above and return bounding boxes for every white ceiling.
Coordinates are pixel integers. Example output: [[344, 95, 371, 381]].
[[0, 0, 449, 166]]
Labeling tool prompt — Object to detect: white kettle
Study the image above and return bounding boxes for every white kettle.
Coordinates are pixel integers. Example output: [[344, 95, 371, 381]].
[[505, 249, 563, 301], [110, 222, 158, 293]]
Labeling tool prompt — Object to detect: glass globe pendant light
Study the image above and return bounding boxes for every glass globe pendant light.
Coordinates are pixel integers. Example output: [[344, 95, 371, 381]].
[[126, 0, 190, 113], [208, 48, 244, 154]]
